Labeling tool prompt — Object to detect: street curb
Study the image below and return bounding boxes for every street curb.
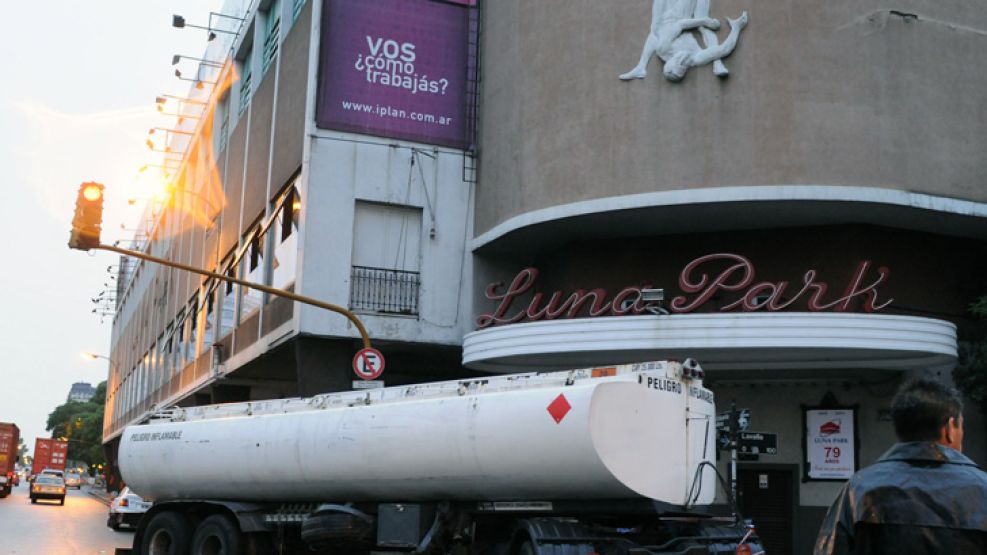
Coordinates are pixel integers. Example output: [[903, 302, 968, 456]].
[[87, 486, 114, 507]]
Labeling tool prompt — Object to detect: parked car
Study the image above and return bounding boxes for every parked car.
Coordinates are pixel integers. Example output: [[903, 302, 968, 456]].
[[64, 472, 82, 489], [107, 487, 152, 530], [30, 475, 65, 505]]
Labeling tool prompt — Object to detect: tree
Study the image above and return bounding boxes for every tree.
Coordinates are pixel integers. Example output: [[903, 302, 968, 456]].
[[44, 381, 107, 467], [954, 297, 987, 417], [17, 438, 27, 465]]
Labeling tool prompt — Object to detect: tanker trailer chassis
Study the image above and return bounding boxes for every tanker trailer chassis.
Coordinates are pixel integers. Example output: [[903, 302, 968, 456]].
[[116, 360, 761, 555], [124, 497, 759, 555]]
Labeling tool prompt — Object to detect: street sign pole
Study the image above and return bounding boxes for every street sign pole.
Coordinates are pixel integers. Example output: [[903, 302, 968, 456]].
[[730, 401, 738, 512]]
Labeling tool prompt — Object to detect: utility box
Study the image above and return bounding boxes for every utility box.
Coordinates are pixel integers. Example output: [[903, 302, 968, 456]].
[[376, 503, 435, 549]]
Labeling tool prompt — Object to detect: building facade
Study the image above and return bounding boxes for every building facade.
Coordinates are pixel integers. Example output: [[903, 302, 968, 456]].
[[103, 0, 479, 486], [104, 1, 987, 553], [464, 1, 987, 553], [68, 382, 96, 403]]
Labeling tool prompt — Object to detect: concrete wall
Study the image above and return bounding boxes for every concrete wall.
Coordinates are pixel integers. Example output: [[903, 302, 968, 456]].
[[476, 0, 987, 234], [298, 135, 475, 346]]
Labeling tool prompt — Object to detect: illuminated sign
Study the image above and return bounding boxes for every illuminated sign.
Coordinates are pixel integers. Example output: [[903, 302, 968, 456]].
[[316, 0, 475, 148], [476, 253, 893, 328]]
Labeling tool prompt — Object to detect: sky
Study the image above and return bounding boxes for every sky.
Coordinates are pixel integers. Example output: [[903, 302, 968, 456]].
[[0, 0, 224, 457]]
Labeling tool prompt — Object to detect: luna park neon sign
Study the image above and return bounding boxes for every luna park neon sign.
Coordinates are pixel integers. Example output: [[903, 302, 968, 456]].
[[476, 252, 893, 328]]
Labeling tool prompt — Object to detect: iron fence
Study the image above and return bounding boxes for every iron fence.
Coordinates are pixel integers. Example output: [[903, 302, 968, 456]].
[[350, 266, 420, 315]]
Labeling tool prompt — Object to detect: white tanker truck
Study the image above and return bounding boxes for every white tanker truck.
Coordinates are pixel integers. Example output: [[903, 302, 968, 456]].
[[115, 359, 761, 555]]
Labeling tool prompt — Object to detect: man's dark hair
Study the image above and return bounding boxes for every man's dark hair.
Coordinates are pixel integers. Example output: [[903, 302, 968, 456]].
[[891, 378, 963, 442]]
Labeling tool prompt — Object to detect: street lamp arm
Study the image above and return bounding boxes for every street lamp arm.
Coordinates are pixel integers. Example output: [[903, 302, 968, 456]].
[[96, 244, 372, 350], [82, 352, 119, 371]]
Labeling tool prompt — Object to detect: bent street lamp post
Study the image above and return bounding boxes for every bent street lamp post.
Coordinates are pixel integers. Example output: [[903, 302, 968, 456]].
[[67, 181, 372, 349], [82, 352, 115, 367], [95, 244, 372, 350]]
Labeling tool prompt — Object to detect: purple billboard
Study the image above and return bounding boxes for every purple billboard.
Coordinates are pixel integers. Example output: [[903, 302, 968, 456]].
[[317, 0, 474, 149]]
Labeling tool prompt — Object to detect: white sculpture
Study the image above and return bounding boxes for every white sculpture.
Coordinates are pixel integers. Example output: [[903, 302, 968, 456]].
[[619, 0, 748, 82]]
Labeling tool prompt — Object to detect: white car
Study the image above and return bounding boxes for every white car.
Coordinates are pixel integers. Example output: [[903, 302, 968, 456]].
[[106, 487, 152, 531], [64, 472, 82, 489]]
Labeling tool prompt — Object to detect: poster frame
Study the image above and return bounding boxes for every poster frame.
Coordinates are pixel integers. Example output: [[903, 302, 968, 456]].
[[801, 402, 860, 482]]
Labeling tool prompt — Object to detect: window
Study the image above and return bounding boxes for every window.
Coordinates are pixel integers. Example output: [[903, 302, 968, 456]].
[[214, 93, 230, 154], [350, 202, 422, 314], [188, 300, 200, 360], [204, 286, 217, 347], [238, 47, 254, 117], [262, 0, 282, 74], [352, 202, 422, 272], [154, 333, 167, 389], [239, 232, 264, 321], [149, 342, 159, 395], [271, 186, 300, 289], [175, 311, 187, 369], [137, 358, 146, 406], [219, 256, 238, 337], [163, 329, 174, 381]]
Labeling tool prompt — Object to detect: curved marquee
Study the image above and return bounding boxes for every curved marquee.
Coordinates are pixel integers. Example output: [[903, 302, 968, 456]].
[[462, 313, 957, 373]]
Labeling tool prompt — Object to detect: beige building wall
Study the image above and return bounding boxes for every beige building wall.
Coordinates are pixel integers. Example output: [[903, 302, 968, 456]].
[[476, 0, 987, 234]]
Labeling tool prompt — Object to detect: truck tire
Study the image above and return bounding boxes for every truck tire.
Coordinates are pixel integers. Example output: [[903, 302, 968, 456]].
[[517, 540, 536, 555], [190, 514, 241, 555], [141, 511, 193, 555], [301, 509, 374, 550]]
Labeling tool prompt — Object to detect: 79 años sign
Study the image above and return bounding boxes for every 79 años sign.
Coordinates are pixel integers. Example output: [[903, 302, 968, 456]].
[[476, 253, 893, 328]]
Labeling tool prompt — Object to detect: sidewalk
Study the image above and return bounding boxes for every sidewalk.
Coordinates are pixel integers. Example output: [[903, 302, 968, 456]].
[[86, 485, 115, 506]]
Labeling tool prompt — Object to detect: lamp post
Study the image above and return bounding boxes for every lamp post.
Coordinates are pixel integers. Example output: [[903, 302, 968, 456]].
[[81, 352, 113, 365], [128, 185, 222, 226], [81, 352, 118, 380]]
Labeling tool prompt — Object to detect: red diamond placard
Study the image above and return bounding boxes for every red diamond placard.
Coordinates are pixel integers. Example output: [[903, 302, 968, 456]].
[[547, 393, 572, 424]]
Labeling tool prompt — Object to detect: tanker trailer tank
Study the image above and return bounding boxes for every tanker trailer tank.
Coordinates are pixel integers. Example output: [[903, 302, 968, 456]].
[[119, 360, 717, 506]]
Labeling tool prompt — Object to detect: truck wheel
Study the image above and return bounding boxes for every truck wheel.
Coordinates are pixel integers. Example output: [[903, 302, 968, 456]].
[[141, 511, 193, 555], [517, 540, 537, 555], [190, 514, 241, 555]]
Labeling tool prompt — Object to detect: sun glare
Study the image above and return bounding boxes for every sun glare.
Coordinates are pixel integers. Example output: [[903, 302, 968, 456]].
[[139, 64, 239, 237]]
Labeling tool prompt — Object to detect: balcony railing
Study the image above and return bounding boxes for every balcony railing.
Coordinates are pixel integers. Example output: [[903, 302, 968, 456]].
[[350, 266, 420, 316]]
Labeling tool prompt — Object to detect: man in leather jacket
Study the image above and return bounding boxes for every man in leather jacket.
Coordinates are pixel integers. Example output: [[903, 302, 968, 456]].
[[814, 378, 987, 554]]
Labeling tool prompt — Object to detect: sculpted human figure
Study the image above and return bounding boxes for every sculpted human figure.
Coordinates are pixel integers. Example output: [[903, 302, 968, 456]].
[[619, 0, 748, 82]]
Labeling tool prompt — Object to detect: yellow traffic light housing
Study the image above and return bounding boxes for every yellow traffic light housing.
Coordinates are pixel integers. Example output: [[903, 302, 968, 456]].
[[68, 182, 105, 250]]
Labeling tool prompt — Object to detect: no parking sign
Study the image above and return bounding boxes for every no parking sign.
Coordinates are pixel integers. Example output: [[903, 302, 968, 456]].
[[353, 348, 385, 380]]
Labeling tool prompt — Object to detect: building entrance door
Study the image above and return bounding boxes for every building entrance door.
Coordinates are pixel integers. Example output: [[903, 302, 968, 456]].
[[737, 465, 797, 555]]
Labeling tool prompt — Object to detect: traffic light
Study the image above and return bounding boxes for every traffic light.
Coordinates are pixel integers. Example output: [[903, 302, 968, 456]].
[[68, 182, 105, 250]]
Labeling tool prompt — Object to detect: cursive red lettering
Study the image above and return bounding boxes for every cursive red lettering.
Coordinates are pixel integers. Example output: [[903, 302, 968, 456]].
[[672, 253, 755, 313], [565, 289, 611, 318], [865, 266, 893, 312], [475, 267, 537, 328], [723, 282, 782, 311], [830, 262, 894, 312], [525, 292, 548, 321], [766, 281, 799, 310], [477, 256, 893, 327]]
